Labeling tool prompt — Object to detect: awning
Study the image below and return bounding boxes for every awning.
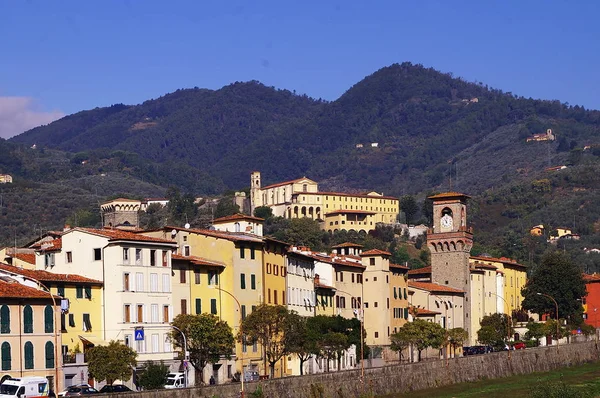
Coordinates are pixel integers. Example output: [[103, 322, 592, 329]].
[[78, 335, 106, 347]]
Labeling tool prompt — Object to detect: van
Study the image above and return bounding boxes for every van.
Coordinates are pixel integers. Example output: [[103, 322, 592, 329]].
[[164, 373, 185, 389], [0, 377, 50, 398]]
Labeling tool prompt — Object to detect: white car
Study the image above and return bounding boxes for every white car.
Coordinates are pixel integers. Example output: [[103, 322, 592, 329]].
[[57, 384, 90, 398]]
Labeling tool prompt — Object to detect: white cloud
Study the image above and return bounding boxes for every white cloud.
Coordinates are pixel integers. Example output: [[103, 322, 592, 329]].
[[0, 97, 64, 139]]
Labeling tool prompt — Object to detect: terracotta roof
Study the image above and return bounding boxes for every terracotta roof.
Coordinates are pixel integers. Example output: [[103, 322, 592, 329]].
[[428, 192, 471, 200], [471, 262, 498, 270], [37, 238, 62, 252], [0, 279, 59, 300], [12, 253, 36, 265], [74, 228, 177, 245], [360, 249, 391, 257], [469, 256, 526, 268], [261, 177, 313, 190], [101, 198, 141, 204], [408, 266, 432, 275], [172, 254, 225, 268], [315, 281, 336, 290], [408, 281, 464, 294], [330, 255, 366, 269], [165, 226, 263, 243], [0, 263, 103, 285], [584, 274, 600, 283], [212, 213, 264, 223], [332, 242, 363, 249], [390, 263, 409, 270], [298, 191, 399, 201], [414, 308, 441, 316], [325, 209, 376, 216]]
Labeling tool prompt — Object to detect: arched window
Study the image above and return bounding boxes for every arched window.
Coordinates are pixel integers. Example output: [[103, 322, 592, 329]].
[[234, 222, 241, 233], [24, 342, 34, 369], [1, 342, 10, 371], [0, 305, 9, 334], [23, 305, 33, 333], [45, 341, 54, 369], [44, 305, 54, 333]]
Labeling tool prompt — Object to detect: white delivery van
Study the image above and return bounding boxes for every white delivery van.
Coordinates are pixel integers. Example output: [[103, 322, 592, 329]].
[[164, 373, 185, 389], [0, 377, 49, 398]]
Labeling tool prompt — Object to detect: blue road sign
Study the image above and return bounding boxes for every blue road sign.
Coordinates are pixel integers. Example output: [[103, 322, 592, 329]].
[[134, 328, 144, 341]]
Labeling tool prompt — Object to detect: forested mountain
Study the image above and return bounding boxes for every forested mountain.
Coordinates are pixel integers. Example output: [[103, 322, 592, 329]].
[[3, 62, 600, 258]]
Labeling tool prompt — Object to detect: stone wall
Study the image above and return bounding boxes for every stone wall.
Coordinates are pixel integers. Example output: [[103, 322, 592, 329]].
[[110, 341, 599, 398]]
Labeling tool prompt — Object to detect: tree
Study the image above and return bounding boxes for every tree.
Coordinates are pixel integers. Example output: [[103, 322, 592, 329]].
[[400, 195, 418, 225], [390, 332, 410, 361], [253, 206, 273, 220], [447, 328, 468, 357], [272, 218, 327, 252], [87, 340, 137, 385], [213, 197, 240, 219], [477, 313, 512, 350], [240, 305, 293, 378], [303, 315, 361, 372], [391, 319, 445, 361], [171, 313, 235, 385], [286, 313, 319, 375], [138, 361, 169, 390], [522, 251, 586, 324], [524, 321, 546, 346], [167, 187, 199, 226]]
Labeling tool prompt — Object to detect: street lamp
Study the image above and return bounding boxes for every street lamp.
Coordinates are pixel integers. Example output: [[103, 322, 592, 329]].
[[489, 292, 512, 355], [333, 288, 364, 384], [170, 325, 188, 388], [537, 292, 559, 350], [208, 286, 244, 398]]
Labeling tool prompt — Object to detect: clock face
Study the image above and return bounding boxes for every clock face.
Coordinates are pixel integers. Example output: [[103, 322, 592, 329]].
[[441, 214, 453, 230]]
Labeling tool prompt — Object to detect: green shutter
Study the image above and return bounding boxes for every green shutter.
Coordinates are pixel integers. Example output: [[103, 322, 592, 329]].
[[195, 299, 202, 314], [24, 342, 34, 369], [393, 287, 397, 299], [251, 274, 256, 290], [0, 305, 9, 334], [210, 299, 217, 315], [76, 286, 83, 298], [84, 286, 92, 299], [1, 342, 10, 370], [24, 305, 33, 333], [241, 305, 246, 320], [404, 308, 409, 318], [403, 288, 407, 300], [45, 341, 54, 369], [240, 273, 246, 289], [57, 286, 65, 297], [44, 305, 54, 333]]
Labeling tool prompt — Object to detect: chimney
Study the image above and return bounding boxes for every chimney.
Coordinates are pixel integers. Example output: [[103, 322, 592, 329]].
[[314, 274, 320, 286]]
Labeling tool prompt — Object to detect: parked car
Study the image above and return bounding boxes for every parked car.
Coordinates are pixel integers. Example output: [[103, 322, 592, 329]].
[[63, 386, 99, 396], [58, 385, 90, 398], [512, 342, 527, 350], [98, 385, 132, 394]]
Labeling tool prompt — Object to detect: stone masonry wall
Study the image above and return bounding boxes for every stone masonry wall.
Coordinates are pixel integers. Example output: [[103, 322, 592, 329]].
[[107, 341, 599, 398]]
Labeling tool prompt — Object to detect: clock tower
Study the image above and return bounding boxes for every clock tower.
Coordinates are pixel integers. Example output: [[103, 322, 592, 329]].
[[427, 192, 473, 334]]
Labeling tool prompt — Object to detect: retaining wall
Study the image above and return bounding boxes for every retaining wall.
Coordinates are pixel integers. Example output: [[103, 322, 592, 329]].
[[117, 341, 600, 398]]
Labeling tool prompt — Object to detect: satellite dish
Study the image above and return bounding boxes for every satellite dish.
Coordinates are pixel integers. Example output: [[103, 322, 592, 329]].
[[171, 229, 177, 236], [184, 223, 190, 229]]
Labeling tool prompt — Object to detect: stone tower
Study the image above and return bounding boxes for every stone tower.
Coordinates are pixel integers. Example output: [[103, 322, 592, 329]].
[[250, 171, 262, 213], [427, 192, 473, 334], [100, 198, 141, 230]]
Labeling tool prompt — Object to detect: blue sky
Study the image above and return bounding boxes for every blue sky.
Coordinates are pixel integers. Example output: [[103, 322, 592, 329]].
[[1, 0, 599, 138]]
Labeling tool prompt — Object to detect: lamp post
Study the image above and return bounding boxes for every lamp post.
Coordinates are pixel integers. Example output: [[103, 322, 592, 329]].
[[170, 325, 188, 388], [334, 288, 364, 385], [537, 292, 559, 350], [209, 286, 244, 398]]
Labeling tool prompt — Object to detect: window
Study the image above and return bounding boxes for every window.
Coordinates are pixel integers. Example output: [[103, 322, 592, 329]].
[[45, 253, 55, 268], [151, 304, 159, 323], [180, 300, 187, 315], [69, 314, 75, 327], [24, 342, 34, 369], [240, 247, 245, 259], [374, 332, 379, 338], [162, 251, 168, 267], [180, 269, 186, 284], [137, 304, 144, 322], [44, 305, 54, 333], [1, 342, 11, 370], [195, 299, 202, 314], [136, 273, 144, 291], [266, 263, 271, 274], [211, 299, 217, 315], [93, 248, 102, 261], [84, 286, 92, 299], [163, 305, 170, 323], [274, 265, 278, 276], [76, 286, 83, 298], [340, 272, 343, 282], [208, 271, 218, 285], [352, 273, 355, 283], [123, 248, 129, 263], [24, 307, 33, 334], [370, 258, 375, 266], [241, 305, 247, 320], [0, 305, 9, 334], [282, 291, 286, 305], [124, 305, 131, 323], [66, 251, 72, 263], [45, 341, 54, 369], [124, 335, 132, 348], [250, 248, 255, 260], [57, 286, 65, 297], [135, 248, 142, 265], [274, 291, 278, 304], [83, 314, 92, 331], [251, 274, 256, 290], [150, 273, 158, 292], [268, 289, 271, 304], [373, 277, 378, 282], [281, 266, 286, 277], [162, 274, 170, 293], [194, 270, 201, 284], [123, 273, 130, 291], [150, 250, 156, 266], [151, 334, 159, 353], [241, 273, 246, 289], [183, 245, 190, 256]]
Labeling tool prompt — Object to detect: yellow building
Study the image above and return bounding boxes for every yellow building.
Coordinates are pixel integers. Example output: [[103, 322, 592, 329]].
[[0, 276, 63, 392], [389, 263, 409, 335], [360, 249, 392, 346], [0, 249, 37, 269], [143, 227, 266, 380], [249, 171, 398, 233], [0, 264, 103, 354], [263, 237, 287, 308]]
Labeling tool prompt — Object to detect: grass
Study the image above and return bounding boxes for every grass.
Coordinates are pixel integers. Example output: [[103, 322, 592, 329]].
[[380, 361, 600, 398]]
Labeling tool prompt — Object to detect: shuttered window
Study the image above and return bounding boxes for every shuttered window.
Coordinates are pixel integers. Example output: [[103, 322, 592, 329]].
[[1, 342, 10, 370], [210, 299, 217, 315], [44, 305, 54, 333], [195, 299, 201, 315], [24, 305, 33, 333], [45, 341, 54, 369], [24, 342, 34, 369], [0, 305, 9, 334]]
